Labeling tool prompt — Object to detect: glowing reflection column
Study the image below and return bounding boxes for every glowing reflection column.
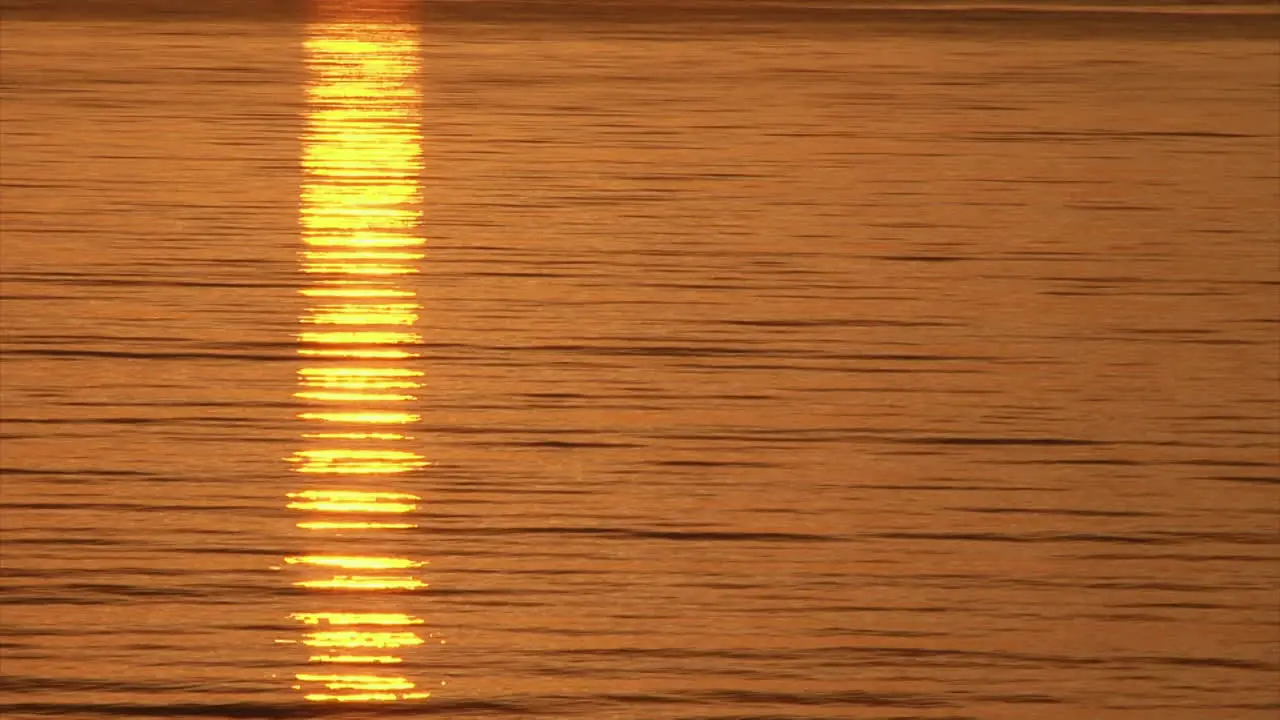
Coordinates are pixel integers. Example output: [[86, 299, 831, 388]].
[[284, 2, 433, 704]]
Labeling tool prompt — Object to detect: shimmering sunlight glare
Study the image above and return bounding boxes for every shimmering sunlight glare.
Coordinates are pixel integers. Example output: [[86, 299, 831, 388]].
[[284, 0, 434, 704]]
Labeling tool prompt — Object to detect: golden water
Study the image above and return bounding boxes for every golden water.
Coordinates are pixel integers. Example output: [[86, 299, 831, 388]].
[[0, 2, 1276, 718]]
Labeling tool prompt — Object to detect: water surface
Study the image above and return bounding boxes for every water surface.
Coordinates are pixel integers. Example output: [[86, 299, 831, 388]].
[[1, 2, 1278, 718]]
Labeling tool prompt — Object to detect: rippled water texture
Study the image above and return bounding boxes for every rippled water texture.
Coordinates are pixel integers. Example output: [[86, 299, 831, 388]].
[[1, 1, 1278, 718]]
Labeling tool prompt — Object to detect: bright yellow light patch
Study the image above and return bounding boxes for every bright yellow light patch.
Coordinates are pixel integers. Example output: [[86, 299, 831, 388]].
[[311, 655, 403, 664], [297, 672, 414, 688], [304, 692, 397, 702], [302, 263, 418, 276], [297, 348, 420, 360], [302, 432, 409, 441], [297, 367, 421, 393], [287, 490, 418, 514], [303, 631, 424, 648], [301, 215, 420, 234], [295, 576, 427, 591], [287, 448, 428, 475], [298, 331, 421, 345], [301, 206, 421, 222], [298, 411, 419, 424], [290, 490, 419, 502], [292, 449, 424, 460], [294, 391, 417, 402], [304, 233, 423, 248], [286, 556, 425, 570], [304, 312, 419, 327], [304, 251, 423, 262], [297, 521, 418, 530], [289, 500, 417, 512], [302, 186, 422, 209], [304, 304, 421, 326], [300, 367, 423, 378], [300, 286, 416, 298], [293, 612, 424, 626]]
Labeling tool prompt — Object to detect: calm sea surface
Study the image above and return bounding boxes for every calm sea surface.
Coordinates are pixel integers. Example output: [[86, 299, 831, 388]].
[[1, 2, 1278, 718]]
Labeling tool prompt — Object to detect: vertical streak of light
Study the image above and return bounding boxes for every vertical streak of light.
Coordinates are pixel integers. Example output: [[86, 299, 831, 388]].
[[285, 0, 435, 704]]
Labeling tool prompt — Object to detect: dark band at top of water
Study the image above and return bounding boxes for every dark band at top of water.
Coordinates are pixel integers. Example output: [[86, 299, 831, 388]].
[[3, 0, 1278, 33]]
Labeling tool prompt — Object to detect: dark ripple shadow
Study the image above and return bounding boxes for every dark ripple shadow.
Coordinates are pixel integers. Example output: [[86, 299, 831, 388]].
[[865, 531, 1276, 546], [0, 700, 534, 718], [896, 435, 1104, 446], [436, 526, 839, 543], [0, 348, 297, 362], [688, 689, 958, 708], [953, 506, 1161, 518]]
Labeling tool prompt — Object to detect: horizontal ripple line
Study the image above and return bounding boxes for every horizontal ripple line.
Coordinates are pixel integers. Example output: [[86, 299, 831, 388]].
[[437, 526, 840, 543], [0, 349, 296, 362], [0, 700, 530, 718], [867, 531, 1276, 545]]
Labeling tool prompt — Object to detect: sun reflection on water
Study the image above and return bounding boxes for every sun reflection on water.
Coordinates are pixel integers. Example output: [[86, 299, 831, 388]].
[[286, 1, 433, 704]]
